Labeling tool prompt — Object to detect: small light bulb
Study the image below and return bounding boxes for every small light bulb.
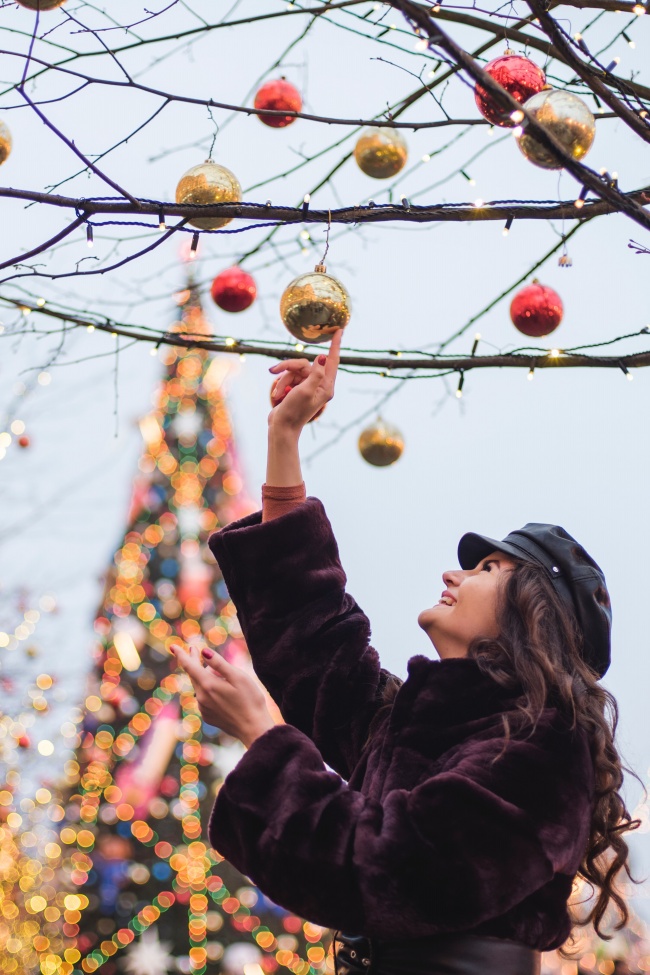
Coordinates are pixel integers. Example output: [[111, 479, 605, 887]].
[[474, 333, 481, 341], [513, 125, 524, 138], [633, 3, 645, 13], [473, 198, 484, 208], [415, 38, 429, 51], [510, 109, 525, 123], [36, 298, 45, 307], [549, 348, 560, 358], [626, 371, 634, 381], [455, 389, 463, 399], [421, 154, 431, 163], [225, 337, 236, 347], [303, 193, 310, 204], [299, 230, 310, 240], [150, 347, 157, 356], [87, 325, 95, 333], [527, 369, 535, 381], [502, 227, 509, 236], [574, 198, 585, 209], [239, 353, 246, 361], [295, 343, 305, 352]]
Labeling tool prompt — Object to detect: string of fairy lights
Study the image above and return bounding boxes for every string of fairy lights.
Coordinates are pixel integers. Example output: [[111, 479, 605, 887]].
[[0, 0, 647, 330]]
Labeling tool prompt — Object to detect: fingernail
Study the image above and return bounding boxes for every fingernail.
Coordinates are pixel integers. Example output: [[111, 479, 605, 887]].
[[201, 648, 214, 659], [169, 646, 176, 654], [284, 385, 292, 394], [317, 355, 327, 365]]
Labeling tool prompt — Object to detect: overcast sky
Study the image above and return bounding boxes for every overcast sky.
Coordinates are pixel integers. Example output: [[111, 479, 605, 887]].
[[1, 0, 650, 922]]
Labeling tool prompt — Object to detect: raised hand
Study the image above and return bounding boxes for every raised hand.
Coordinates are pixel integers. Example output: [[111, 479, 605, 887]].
[[268, 329, 343, 432]]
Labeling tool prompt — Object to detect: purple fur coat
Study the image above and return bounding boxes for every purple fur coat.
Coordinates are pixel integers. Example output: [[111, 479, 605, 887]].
[[207, 498, 595, 951]]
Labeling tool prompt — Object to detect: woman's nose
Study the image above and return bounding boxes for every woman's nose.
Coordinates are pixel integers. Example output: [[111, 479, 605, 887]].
[[442, 568, 463, 588]]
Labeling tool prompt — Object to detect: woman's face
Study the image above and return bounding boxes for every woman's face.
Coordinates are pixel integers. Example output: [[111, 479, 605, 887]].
[[418, 551, 516, 659]]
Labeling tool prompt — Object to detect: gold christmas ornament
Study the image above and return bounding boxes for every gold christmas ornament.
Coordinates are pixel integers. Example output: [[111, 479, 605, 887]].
[[280, 263, 351, 344], [0, 120, 12, 166], [16, 0, 67, 8], [354, 127, 408, 179], [358, 418, 404, 467], [175, 159, 242, 230], [515, 89, 596, 170]]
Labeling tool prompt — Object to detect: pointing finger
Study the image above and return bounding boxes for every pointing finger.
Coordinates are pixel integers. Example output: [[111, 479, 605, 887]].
[[325, 329, 343, 381]]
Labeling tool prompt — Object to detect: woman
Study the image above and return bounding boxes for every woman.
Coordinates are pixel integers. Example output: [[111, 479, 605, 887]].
[[171, 331, 637, 975]]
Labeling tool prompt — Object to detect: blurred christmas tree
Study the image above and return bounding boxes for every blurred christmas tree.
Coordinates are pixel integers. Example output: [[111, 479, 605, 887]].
[[50, 278, 331, 975]]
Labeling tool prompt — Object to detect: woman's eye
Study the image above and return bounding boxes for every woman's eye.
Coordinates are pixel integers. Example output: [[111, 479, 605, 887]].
[[482, 561, 494, 572]]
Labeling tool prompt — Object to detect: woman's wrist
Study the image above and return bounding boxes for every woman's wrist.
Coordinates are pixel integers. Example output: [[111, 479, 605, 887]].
[[266, 419, 303, 486], [240, 713, 277, 750], [268, 412, 302, 439]]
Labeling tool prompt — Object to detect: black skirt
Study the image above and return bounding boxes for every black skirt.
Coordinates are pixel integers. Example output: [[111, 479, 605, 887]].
[[332, 932, 541, 975]]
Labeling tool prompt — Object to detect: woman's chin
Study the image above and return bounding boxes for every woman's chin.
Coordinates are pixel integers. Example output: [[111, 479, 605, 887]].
[[417, 606, 440, 631]]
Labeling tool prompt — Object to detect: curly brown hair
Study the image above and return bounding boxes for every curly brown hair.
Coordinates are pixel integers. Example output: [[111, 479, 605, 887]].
[[467, 556, 639, 940]]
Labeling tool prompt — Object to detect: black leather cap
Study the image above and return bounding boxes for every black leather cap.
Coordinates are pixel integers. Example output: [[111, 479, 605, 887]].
[[458, 523, 612, 678]]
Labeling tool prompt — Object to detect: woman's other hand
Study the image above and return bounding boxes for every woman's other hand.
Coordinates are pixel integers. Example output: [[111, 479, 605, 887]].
[[268, 329, 342, 433], [170, 644, 276, 749]]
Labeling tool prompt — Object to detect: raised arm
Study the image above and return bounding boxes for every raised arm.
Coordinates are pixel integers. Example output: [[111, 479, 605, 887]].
[[208, 332, 396, 778]]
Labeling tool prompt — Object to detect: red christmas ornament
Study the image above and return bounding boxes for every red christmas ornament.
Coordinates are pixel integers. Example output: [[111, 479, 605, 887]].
[[17, 734, 31, 748], [254, 78, 302, 128], [475, 54, 546, 127], [510, 281, 563, 337], [210, 266, 257, 313], [18, 435, 30, 448]]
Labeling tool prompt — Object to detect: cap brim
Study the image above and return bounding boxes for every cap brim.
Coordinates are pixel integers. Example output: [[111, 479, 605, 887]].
[[457, 532, 537, 570]]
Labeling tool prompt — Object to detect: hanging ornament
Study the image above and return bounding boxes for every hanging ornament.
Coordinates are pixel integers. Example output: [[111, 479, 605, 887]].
[[16, 0, 67, 8], [210, 266, 257, 312], [354, 127, 408, 179], [515, 89, 595, 169], [358, 418, 404, 467], [175, 159, 241, 230], [254, 78, 302, 128], [0, 120, 12, 166], [269, 379, 325, 423], [17, 435, 30, 448], [280, 263, 350, 343], [474, 53, 546, 127], [510, 280, 563, 337]]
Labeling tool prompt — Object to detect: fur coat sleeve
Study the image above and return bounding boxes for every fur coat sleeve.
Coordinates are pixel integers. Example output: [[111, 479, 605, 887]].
[[208, 711, 592, 941], [208, 498, 395, 779]]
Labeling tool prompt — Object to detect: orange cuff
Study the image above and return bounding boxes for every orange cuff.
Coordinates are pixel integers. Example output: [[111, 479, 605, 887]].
[[262, 482, 307, 523]]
